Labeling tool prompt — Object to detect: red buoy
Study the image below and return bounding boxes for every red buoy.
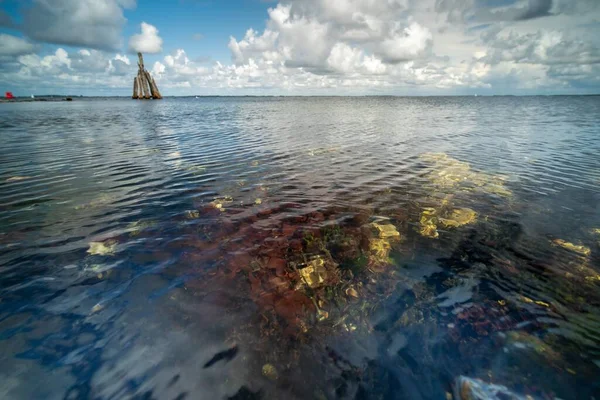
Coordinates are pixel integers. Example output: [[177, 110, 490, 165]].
[[5, 92, 15, 99]]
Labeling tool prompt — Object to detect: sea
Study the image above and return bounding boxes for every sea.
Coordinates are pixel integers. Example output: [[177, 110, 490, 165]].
[[0, 96, 599, 399]]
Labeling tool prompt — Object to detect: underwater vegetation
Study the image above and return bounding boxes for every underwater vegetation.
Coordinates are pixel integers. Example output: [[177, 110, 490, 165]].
[[81, 152, 599, 399], [419, 152, 512, 197]]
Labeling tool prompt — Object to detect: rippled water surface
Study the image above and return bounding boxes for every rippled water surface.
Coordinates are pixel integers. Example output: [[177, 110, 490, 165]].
[[1, 97, 600, 399]]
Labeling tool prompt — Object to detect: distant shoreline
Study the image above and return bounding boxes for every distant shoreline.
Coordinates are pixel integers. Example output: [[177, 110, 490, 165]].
[[1, 94, 599, 103], [0, 97, 74, 103]]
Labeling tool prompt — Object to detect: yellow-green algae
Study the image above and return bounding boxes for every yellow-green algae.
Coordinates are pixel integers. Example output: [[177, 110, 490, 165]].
[[552, 239, 591, 257], [439, 208, 477, 228], [299, 256, 329, 289], [262, 364, 278, 380], [419, 152, 512, 197], [367, 221, 402, 264], [210, 196, 234, 212], [418, 201, 477, 239], [87, 240, 118, 256], [419, 207, 439, 239]]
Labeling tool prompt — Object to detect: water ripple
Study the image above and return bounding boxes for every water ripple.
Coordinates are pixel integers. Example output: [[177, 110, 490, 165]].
[[0, 97, 599, 399]]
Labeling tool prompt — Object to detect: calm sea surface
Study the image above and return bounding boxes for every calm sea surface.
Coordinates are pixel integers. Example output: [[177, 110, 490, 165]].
[[1, 97, 599, 399]]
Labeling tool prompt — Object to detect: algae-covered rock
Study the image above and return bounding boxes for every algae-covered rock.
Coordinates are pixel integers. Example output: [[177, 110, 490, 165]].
[[552, 239, 591, 257], [87, 240, 118, 256], [210, 196, 233, 212], [585, 275, 600, 283], [371, 221, 401, 239], [366, 221, 401, 264], [299, 257, 328, 288], [262, 364, 278, 380], [419, 207, 439, 239], [420, 153, 471, 188], [368, 238, 392, 263], [419, 152, 512, 197], [439, 208, 477, 228], [419, 205, 477, 238], [485, 183, 512, 197], [419, 223, 439, 239]]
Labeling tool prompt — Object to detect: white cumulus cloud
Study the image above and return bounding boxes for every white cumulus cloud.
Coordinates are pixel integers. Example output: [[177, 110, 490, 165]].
[[3, 0, 600, 95], [377, 22, 433, 63], [128, 22, 163, 54]]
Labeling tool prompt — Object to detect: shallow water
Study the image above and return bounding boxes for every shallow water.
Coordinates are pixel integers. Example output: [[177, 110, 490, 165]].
[[1, 97, 599, 399]]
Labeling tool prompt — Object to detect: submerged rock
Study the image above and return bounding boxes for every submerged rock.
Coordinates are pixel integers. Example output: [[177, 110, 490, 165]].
[[210, 196, 234, 212], [439, 208, 477, 228], [299, 256, 330, 289], [419, 207, 439, 239], [484, 183, 512, 197], [454, 376, 529, 400], [419, 152, 512, 197], [368, 238, 392, 263], [362, 221, 402, 266], [419, 204, 477, 239], [371, 221, 401, 239], [262, 364, 278, 380]]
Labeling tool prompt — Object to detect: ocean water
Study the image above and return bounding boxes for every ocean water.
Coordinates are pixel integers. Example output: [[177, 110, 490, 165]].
[[0, 96, 599, 399]]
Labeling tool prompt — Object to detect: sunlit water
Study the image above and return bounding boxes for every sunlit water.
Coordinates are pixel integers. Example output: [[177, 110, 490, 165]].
[[1, 97, 599, 399]]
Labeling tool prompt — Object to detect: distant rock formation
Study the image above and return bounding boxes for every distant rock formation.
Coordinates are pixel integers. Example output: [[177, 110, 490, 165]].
[[132, 53, 162, 100]]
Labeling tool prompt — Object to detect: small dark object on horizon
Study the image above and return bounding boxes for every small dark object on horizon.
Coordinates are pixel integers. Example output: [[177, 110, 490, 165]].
[[65, 97, 73, 101]]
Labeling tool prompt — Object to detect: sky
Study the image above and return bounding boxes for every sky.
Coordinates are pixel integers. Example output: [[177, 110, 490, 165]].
[[0, 0, 599, 96]]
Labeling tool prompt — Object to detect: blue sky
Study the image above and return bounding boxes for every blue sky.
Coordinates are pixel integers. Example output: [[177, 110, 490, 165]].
[[0, 0, 599, 95], [121, 0, 272, 63], [1, 0, 271, 63]]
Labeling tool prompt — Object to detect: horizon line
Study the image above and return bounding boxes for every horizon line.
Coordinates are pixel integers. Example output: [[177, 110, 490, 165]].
[[4, 94, 600, 99]]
